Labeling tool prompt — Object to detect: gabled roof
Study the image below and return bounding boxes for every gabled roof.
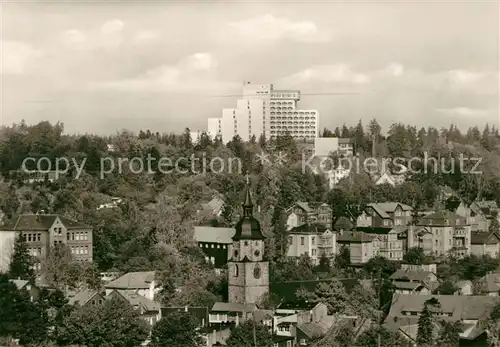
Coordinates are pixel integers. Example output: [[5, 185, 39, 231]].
[[390, 269, 436, 282], [111, 289, 160, 312], [0, 214, 91, 231], [366, 202, 413, 219], [337, 231, 376, 243], [479, 273, 500, 293], [193, 226, 234, 244], [211, 302, 256, 313], [9, 279, 30, 290], [297, 315, 336, 339], [105, 271, 155, 290], [161, 307, 209, 324], [385, 294, 500, 322], [68, 290, 103, 306], [288, 223, 328, 235], [288, 202, 332, 213], [417, 210, 468, 226], [471, 231, 500, 245]]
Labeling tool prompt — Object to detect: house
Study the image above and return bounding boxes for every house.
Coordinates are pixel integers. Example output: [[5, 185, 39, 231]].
[[209, 302, 257, 327], [161, 306, 210, 329], [67, 289, 106, 308], [336, 231, 378, 264], [471, 231, 500, 258], [287, 224, 336, 264], [371, 165, 407, 187], [478, 273, 500, 296], [194, 226, 234, 268], [274, 302, 328, 338], [0, 213, 93, 273], [356, 202, 413, 228], [285, 202, 333, 230], [273, 335, 295, 347], [104, 271, 159, 301], [390, 269, 438, 295], [325, 167, 351, 189], [9, 279, 40, 301], [470, 200, 500, 231], [200, 196, 225, 217], [357, 226, 406, 261], [97, 197, 123, 211], [454, 280, 473, 296], [408, 210, 472, 258], [338, 138, 354, 156], [107, 289, 162, 326], [384, 294, 500, 346]]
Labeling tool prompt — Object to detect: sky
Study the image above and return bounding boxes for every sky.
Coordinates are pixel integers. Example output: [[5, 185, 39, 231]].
[[1, 0, 499, 135]]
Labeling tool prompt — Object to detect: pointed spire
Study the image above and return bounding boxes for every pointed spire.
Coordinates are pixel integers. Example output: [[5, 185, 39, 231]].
[[243, 171, 253, 217]]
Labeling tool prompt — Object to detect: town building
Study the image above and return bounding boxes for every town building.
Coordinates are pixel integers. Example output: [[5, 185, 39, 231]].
[[408, 210, 472, 258], [226, 177, 269, 305], [390, 266, 438, 295], [194, 226, 233, 268], [471, 231, 500, 258], [313, 137, 354, 157], [357, 226, 406, 261], [384, 294, 499, 346], [456, 200, 500, 232], [209, 81, 319, 143], [286, 202, 333, 230], [67, 290, 106, 309], [286, 224, 336, 264], [107, 289, 162, 326], [356, 202, 413, 228], [0, 213, 93, 273], [478, 273, 500, 296], [104, 271, 160, 301], [336, 231, 378, 264]]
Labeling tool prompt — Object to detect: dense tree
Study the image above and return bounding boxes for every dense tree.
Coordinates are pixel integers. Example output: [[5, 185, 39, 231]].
[[58, 297, 150, 347], [335, 245, 351, 270], [403, 247, 425, 265], [150, 312, 201, 347], [8, 233, 35, 281], [417, 297, 441, 346], [225, 321, 273, 347]]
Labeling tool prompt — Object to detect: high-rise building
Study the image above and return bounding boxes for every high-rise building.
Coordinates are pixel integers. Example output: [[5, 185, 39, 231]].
[[208, 81, 319, 143]]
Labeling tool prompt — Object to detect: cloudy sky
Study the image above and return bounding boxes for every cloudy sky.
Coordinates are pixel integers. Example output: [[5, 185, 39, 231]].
[[1, 0, 499, 134]]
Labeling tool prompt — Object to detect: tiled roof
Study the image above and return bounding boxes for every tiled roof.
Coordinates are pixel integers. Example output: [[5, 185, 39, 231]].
[[471, 231, 500, 245], [113, 290, 160, 312], [193, 226, 234, 244], [288, 223, 329, 234], [68, 290, 102, 306], [297, 315, 336, 339], [161, 306, 209, 323], [211, 302, 256, 313], [0, 214, 91, 231], [105, 271, 155, 290], [253, 309, 273, 322], [480, 273, 500, 293], [390, 270, 435, 282], [9, 279, 29, 290], [386, 294, 500, 322], [417, 210, 468, 226], [368, 202, 413, 215], [337, 231, 376, 243], [392, 281, 427, 291]]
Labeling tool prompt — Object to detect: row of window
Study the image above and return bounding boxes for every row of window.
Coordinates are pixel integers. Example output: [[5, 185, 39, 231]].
[[199, 243, 227, 249], [71, 245, 90, 255], [25, 233, 42, 242], [270, 131, 316, 135], [67, 232, 90, 241], [270, 112, 316, 117]]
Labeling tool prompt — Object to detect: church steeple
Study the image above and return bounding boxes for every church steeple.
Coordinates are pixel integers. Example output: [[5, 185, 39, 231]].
[[232, 172, 265, 241], [242, 172, 253, 217]]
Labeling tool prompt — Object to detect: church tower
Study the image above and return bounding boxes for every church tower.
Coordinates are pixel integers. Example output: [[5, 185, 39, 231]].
[[227, 174, 269, 305]]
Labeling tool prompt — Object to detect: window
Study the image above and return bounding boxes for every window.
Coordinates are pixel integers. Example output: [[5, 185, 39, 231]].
[[301, 237, 305, 245], [288, 236, 293, 245], [37, 233, 41, 241], [312, 237, 316, 245], [28, 234, 32, 242], [383, 220, 389, 226], [287, 341, 292, 347], [67, 233, 70, 240], [312, 249, 316, 256], [234, 264, 239, 277], [300, 339, 307, 345]]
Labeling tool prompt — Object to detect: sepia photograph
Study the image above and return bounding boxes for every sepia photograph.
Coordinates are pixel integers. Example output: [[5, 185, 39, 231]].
[[0, 0, 499, 346]]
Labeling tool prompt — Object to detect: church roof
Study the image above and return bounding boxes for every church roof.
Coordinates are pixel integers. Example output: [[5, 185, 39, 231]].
[[232, 174, 265, 241]]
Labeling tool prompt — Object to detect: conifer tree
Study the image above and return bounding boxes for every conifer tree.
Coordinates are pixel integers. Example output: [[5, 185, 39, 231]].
[[8, 233, 34, 281], [417, 298, 440, 346]]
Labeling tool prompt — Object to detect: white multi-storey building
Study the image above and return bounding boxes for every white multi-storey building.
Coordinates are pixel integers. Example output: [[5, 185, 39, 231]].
[[208, 81, 319, 143]]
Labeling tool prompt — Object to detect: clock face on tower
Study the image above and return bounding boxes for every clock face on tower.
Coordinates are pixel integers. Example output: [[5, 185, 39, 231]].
[[254, 249, 260, 257], [253, 264, 261, 279]]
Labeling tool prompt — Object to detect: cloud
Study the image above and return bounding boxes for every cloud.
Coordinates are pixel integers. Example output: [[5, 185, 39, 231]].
[[384, 63, 404, 77], [435, 107, 495, 118], [100, 19, 124, 35], [227, 14, 329, 42], [133, 30, 160, 42], [282, 64, 370, 85], [1, 40, 43, 75], [62, 29, 87, 50], [88, 52, 235, 93]]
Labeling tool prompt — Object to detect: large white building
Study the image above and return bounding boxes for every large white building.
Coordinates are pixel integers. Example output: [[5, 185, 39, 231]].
[[208, 81, 319, 143]]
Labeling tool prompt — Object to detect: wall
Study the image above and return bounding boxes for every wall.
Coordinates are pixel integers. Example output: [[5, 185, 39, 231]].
[[0, 231, 16, 273]]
